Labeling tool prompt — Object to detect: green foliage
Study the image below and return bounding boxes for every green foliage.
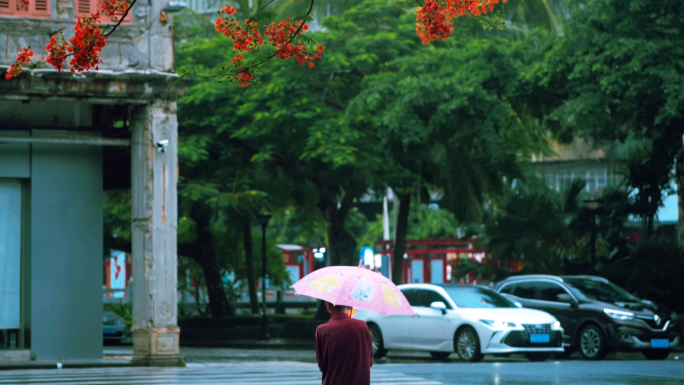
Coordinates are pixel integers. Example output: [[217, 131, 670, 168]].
[[602, 239, 684, 313], [176, 0, 433, 266], [348, 36, 550, 223], [173, 8, 216, 42], [268, 207, 328, 246], [530, 0, 684, 233], [353, 205, 459, 250], [484, 180, 588, 275], [104, 302, 132, 328], [483, 177, 634, 277], [103, 190, 131, 258], [407, 205, 461, 239]]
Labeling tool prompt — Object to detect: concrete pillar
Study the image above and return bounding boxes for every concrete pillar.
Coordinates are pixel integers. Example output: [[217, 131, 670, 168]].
[[130, 101, 182, 367]]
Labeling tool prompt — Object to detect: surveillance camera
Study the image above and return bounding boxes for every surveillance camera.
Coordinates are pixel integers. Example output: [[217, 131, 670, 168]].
[[155, 139, 170, 153]]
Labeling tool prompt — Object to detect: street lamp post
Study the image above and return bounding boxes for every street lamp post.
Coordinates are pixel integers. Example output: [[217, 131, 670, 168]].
[[584, 199, 604, 265], [256, 212, 272, 340]]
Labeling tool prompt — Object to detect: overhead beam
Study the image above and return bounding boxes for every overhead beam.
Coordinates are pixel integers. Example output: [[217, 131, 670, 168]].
[[0, 136, 130, 147]]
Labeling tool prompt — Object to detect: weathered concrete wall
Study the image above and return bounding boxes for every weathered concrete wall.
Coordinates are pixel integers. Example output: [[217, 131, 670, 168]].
[[131, 102, 180, 366], [130, 100, 181, 366], [0, 100, 93, 127], [30, 132, 103, 360], [0, 0, 173, 72], [0, 130, 30, 178]]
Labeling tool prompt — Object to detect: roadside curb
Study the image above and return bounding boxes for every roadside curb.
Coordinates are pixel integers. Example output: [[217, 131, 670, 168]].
[[180, 338, 315, 349], [0, 359, 135, 371]]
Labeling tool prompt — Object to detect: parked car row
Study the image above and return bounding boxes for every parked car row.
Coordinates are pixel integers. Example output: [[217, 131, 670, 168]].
[[352, 275, 680, 362]]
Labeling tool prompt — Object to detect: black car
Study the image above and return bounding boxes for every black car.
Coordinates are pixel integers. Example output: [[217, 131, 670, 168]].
[[494, 275, 680, 360]]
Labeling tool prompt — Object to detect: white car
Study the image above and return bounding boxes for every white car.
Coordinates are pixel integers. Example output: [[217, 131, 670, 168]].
[[352, 283, 564, 362]]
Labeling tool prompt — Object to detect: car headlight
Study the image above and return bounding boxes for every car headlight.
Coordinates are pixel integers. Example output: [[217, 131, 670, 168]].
[[552, 321, 562, 330], [480, 319, 517, 328], [604, 309, 634, 321]]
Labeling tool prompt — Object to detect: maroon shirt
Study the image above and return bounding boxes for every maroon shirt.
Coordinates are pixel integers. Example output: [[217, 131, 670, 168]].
[[315, 312, 373, 385]]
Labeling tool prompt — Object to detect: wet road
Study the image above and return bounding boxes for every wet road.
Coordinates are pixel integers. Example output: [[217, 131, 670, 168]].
[[1, 360, 683, 384], [396, 361, 684, 384], [171, 346, 681, 365], [2, 347, 682, 384]]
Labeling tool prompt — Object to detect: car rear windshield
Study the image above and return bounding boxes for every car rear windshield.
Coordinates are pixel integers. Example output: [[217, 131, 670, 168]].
[[443, 287, 516, 308], [563, 278, 637, 303]]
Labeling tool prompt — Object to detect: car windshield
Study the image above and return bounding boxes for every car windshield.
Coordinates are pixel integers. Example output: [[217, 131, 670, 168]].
[[563, 278, 637, 303], [443, 287, 517, 308]]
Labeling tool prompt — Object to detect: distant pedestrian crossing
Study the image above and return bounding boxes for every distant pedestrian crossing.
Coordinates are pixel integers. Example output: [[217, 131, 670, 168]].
[[0, 362, 442, 385]]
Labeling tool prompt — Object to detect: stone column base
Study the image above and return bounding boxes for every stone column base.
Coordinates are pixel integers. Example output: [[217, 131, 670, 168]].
[[132, 327, 183, 367]]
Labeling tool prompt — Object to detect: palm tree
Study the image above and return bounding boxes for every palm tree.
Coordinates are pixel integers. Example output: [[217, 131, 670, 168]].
[[484, 180, 587, 275], [504, 0, 568, 34]]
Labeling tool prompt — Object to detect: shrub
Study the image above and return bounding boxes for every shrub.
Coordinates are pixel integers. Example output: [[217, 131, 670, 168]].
[[601, 239, 684, 313]]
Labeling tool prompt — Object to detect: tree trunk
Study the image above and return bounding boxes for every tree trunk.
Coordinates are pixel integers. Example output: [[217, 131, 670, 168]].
[[315, 208, 357, 320], [198, 260, 233, 317], [391, 193, 411, 285], [242, 218, 259, 314], [322, 192, 357, 267], [328, 219, 357, 266], [194, 213, 233, 318], [314, 191, 357, 320]]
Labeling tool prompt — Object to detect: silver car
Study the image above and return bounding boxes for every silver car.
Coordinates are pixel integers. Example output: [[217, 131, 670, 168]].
[[103, 311, 129, 343]]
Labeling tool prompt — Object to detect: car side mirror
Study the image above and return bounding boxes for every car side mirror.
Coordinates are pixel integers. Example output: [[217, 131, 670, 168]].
[[514, 302, 523, 308], [430, 301, 447, 315], [556, 294, 574, 304]]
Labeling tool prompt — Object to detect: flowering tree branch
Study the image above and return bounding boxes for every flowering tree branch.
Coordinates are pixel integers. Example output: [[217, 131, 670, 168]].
[[5, 0, 506, 85], [103, 0, 139, 37]]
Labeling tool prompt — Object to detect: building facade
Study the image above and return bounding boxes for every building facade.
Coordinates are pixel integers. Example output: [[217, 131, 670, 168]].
[[533, 138, 624, 195], [1, 0, 183, 365]]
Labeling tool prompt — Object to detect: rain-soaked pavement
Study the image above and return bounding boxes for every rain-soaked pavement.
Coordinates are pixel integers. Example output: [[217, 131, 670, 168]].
[[1, 347, 681, 384]]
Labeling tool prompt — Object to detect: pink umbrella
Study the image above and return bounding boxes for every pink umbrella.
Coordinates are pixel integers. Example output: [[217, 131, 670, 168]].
[[291, 262, 415, 316]]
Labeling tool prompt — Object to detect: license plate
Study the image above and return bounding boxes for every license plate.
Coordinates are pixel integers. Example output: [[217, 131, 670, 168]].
[[530, 333, 550, 343], [651, 339, 669, 348], [103, 327, 118, 335]]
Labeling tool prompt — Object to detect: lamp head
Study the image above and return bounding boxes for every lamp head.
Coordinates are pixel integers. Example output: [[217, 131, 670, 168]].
[[257, 212, 272, 227]]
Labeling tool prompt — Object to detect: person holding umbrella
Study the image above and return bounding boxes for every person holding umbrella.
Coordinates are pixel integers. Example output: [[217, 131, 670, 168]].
[[291, 262, 415, 385], [315, 301, 373, 385]]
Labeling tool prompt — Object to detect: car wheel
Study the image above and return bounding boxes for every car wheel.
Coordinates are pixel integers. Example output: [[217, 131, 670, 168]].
[[368, 324, 388, 359], [643, 349, 670, 360], [455, 327, 484, 362], [578, 325, 607, 360], [430, 352, 451, 360], [525, 352, 551, 362]]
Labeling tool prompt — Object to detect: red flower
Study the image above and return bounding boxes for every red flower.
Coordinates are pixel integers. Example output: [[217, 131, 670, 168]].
[[415, 0, 507, 44], [5, 46, 33, 80], [101, 0, 130, 19], [68, 14, 108, 73], [264, 18, 323, 68], [445, 0, 506, 19], [5, 63, 23, 80], [216, 6, 264, 52], [235, 67, 254, 87], [45, 34, 70, 72], [16, 47, 34, 64], [416, 0, 453, 45]]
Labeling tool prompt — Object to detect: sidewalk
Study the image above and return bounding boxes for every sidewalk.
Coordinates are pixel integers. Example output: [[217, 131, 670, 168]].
[[181, 338, 315, 349], [0, 358, 134, 371]]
